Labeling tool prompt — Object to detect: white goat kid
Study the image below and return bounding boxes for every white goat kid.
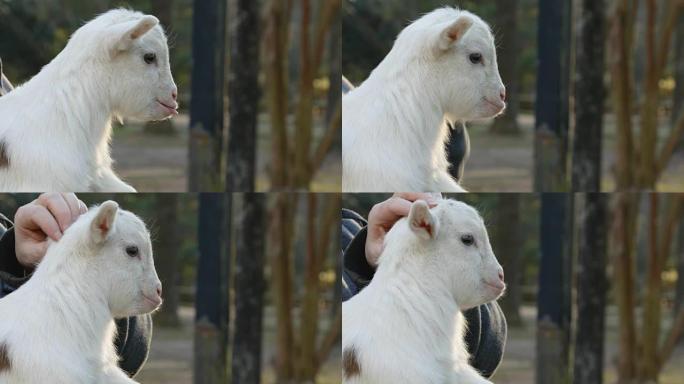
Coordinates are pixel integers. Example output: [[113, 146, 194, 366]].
[[0, 201, 162, 384], [342, 7, 506, 192], [0, 9, 178, 192], [342, 199, 506, 384]]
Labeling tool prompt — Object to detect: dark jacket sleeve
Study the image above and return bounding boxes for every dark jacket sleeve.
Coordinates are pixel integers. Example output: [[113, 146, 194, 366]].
[[341, 209, 507, 378], [0, 215, 152, 378], [0, 228, 25, 277], [114, 315, 153, 377], [0, 218, 30, 296]]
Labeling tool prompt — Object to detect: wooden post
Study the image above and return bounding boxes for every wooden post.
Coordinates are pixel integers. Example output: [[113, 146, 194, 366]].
[[189, 0, 226, 191], [493, 194, 523, 326], [536, 193, 573, 384], [153, 194, 181, 326], [232, 193, 266, 384], [490, 0, 520, 135], [194, 194, 229, 383], [227, 0, 261, 192], [572, 0, 606, 192], [573, 193, 608, 384], [534, 0, 571, 192]]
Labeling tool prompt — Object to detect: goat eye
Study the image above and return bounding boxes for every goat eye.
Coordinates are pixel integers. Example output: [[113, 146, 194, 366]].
[[461, 234, 475, 246], [126, 246, 139, 257], [469, 53, 483, 65], [143, 53, 156, 64]]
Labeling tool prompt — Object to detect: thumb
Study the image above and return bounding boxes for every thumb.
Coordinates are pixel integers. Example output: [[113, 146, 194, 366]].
[[16, 240, 49, 268]]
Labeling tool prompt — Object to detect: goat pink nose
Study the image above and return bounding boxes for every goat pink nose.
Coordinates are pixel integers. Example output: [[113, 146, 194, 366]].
[[500, 88, 506, 102], [171, 90, 177, 101], [156, 284, 163, 298], [498, 270, 505, 282]]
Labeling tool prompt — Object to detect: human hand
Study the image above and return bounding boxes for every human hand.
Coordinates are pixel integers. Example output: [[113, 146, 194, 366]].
[[365, 192, 442, 267], [14, 193, 87, 268]]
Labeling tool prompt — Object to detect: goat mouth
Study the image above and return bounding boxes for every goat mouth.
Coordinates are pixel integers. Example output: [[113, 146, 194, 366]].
[[482, 98, 506, 112], [157, 100, 179, 115], [483, 280, 506, 293], [143, 294, 162, 308]]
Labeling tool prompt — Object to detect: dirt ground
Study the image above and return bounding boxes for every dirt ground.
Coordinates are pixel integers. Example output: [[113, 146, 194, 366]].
[[493, 305, 684, 384], [111, 112, 684, 193], [135, 306, 341, 384], [460, 113, 684, 192], [111, 113, 342, 192], [137, 304, 684, 383]]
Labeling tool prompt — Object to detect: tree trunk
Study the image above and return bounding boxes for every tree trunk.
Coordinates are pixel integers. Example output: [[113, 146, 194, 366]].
[[675, 223, 684, 316], [493, 194, 522, 327], [268, 193, 296, 379], [637, 2, 660, 189], [293, 0, 315, 188], [326, 11, 341, 127], [639, 195, 661, 380], [296, 194, 340, 380], [673, 13, 684, 149], [194, 194, 229, 383], [264, 0, 291, 189], [152, 194, 181, 327], [573, 193, 607, 384], [610, 193, 639, 382], [672, 207, 684, 348], [536, 194, 573, 384], [297, 194, 321, 379], [227, 0, 261, 191], [232, 193, 266, 384], [534, 0, 572, 192], [188, 0, 226, 191], [326, 9, 342, 156], [572, 0, 606, 192], [490, 0, 520, 135], [608, 0, 636, 190]]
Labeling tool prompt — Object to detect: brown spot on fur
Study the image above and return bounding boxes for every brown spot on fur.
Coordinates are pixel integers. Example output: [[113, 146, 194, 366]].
[[0, 342, 11, 372], [343, 346, 361, 379], [0, 141, 8, 168]]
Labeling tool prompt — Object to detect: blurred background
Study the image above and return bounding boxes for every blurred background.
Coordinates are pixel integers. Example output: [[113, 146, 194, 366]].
[[342, 0, 684, 192], [341, 193, 684, 384], [0, 0, 341, 192], [0, 193, 341, 384]]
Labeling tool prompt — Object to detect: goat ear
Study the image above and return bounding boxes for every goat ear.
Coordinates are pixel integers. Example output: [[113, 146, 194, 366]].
[[110, 15, 159, 53], [408, 200, 438, 240], [438, 16, 473, 51], [90, 201, 118, 244]]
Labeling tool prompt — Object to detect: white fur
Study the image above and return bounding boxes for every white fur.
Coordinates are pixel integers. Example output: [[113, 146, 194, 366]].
[[342, 199, 506, 384], [0, 201, 162, 384], [342, 7, 505, 192], [0, 9, 178, 192]]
